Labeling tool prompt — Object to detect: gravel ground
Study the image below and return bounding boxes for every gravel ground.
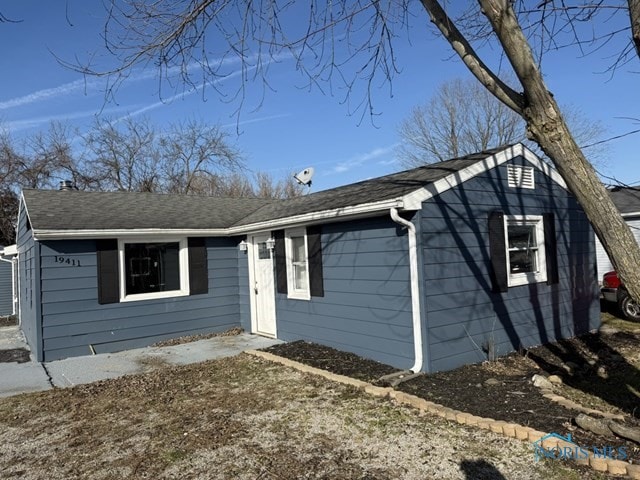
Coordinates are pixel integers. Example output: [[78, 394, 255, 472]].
[[0, 354, 590, 479]]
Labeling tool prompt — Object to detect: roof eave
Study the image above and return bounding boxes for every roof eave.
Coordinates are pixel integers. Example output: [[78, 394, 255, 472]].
[[32, 198, 407, 240], [33, 228, 230, 241], [228, 197, 406, 234]]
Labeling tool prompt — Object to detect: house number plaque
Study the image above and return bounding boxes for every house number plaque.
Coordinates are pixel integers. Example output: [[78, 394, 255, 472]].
[[54, 256, 82, 267]]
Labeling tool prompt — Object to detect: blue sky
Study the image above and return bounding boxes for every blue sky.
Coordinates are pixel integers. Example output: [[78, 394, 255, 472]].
[[1, 1, 638, 192]]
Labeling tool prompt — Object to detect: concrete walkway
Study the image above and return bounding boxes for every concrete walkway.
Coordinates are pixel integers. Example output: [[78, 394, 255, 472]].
[[0, 326, 282, 398]]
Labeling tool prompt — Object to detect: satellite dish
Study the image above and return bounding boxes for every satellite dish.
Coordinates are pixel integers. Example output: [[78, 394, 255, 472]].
[[293, 167, 314, 187]]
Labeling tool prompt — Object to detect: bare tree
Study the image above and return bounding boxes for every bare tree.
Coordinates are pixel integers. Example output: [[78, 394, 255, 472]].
[[161, 120, 243, 194], [398, 77, 523, 166], [253, 171, 303, 199], [0, 189, 18, 245], [398, 77, 607, 168], [61, 1, 640, 300], [0, 123, 82, 243], [180, 170, 303, 198], [83, 118, 161, 192]]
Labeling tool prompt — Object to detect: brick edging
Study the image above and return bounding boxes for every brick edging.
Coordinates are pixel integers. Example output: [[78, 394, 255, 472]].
[[537, 386, 625, 421], [245, 350, 639, 479]]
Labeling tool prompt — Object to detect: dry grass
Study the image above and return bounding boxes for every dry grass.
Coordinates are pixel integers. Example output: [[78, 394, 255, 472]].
[[0, 354, 589, 479]]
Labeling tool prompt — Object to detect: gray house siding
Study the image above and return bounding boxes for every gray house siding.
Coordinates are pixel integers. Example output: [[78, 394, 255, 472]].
[[0, 256, 13, 315], [16, 206, 42, 358], [421, 156, 600, 372], [275, 217, 415, 369], [38, 237, 243, 361]]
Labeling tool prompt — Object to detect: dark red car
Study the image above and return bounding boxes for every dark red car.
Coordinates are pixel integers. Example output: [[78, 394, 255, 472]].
[[601, 271, 640, 321]]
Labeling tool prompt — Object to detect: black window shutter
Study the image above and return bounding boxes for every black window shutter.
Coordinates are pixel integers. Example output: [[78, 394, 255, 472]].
[[96, 239, 119, 304], [307, 225, 324, 297], [488, 211, 508, 293], [273, 230, 287, 294], [188, 237, 208, 295], [543, 213, 559, 285]]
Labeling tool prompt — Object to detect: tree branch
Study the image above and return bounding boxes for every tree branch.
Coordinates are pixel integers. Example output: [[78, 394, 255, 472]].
[[420, 0, 524, 114]]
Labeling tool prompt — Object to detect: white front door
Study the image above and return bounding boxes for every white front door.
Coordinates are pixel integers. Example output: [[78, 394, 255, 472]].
[[249, 233, 277, 337]]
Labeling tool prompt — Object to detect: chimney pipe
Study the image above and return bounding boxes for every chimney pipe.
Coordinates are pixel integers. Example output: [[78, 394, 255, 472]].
[[59, 180, 76, 191]]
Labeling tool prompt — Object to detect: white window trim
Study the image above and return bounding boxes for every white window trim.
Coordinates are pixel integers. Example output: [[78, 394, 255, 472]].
[[118, 237, 190, 302], [285, 227, 311, 300], [504, 215, 547, 287]]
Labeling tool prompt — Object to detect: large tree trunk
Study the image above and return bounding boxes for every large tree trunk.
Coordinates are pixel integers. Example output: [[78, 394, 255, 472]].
[[478, 0, 640, 302], [630, 0, 640, 58], [421, 0, 640, 302]]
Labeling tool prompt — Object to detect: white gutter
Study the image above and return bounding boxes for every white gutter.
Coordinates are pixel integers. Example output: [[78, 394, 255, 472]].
[[389, 208, 423, 373]]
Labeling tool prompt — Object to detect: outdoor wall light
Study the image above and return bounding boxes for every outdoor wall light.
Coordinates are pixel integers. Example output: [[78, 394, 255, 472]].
[[238, 240, 248, 252], [266, 238, 276, 251]]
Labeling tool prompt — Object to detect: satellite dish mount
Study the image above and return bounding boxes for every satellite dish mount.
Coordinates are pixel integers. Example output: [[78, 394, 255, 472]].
[[293, 167, 314, 193]]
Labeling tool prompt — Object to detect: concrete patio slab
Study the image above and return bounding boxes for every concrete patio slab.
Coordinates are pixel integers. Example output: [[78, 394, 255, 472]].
[[0, 333, 282, 397]]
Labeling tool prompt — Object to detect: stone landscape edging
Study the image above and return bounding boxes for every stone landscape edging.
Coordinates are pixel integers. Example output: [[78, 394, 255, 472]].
[[245, 349, 640, 479]]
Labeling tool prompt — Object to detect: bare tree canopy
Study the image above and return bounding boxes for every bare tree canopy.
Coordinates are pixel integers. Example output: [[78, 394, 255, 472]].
[[0, 119, 301, 243], [397, 77, 607, 168], [397, 77, 524, 166]]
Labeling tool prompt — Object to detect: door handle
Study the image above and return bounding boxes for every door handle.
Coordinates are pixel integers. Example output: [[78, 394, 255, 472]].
[[254, 281, 258, 295]]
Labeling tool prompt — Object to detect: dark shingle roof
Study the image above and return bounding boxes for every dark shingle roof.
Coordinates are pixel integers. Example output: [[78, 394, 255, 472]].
[[234, 148, 506, 226], [22, 146, 511, 232], [22, 190, 271, 231], [609, 187, 640, 215]]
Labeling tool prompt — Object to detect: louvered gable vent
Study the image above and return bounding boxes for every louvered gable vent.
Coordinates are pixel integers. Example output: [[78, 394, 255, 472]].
[[507, 165, 535, 189]]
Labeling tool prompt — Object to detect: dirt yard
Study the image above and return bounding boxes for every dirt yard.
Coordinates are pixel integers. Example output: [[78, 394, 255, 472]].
[[0, 354, 593, 480]]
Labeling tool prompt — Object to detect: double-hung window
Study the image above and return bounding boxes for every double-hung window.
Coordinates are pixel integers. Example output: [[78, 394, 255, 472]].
[[285, 228, 310, 300], [505, 216, 547, 286]]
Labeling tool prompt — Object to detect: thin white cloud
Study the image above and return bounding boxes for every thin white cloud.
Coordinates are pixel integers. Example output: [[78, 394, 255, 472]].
[[221, 113, 291, 129], [329, 143, 399, 175], [0, 54, 257, 113], [114, 64, 257, 122], [0, 78, 95, 111], [4, 105, 134, 132]]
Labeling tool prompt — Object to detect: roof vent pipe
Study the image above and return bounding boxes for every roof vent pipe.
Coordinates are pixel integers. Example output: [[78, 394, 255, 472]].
[[59, 180, 76, 191]]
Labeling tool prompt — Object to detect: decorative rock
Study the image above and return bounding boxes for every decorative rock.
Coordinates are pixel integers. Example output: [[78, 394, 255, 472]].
[[589, 455, 609, 472], [527, 430, 544, 443], [599, 324, 619, 335], [596, 366, 609, 379], [514, 426, 531, 440], [627, 463, 640, 480], [548, 375, 563, 385], [532, 374, 553, 389], [490, 421, 506, 434], [606, 459, 628, 476], [455, 412, 469, 424], [477, 418, 495, 430], [363, 384, 392, 398], [483, 378, 501, 386], [502, 423, 517, 438], [561, 361, 580, 374]]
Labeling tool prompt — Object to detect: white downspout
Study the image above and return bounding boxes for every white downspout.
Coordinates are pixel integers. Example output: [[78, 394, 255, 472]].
[[390, 208, 423, 373]]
